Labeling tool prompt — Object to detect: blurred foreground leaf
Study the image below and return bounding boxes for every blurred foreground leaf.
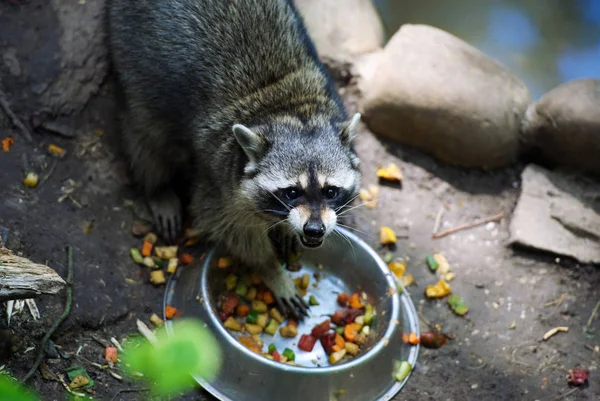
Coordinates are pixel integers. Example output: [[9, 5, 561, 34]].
[[0, 375, 39, 401]]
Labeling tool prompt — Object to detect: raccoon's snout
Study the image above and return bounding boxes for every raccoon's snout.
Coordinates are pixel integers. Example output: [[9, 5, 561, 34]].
[[303, 221, 325, 239]]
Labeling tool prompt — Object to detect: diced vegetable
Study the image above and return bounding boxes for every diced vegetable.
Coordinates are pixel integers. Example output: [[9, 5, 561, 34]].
[[224, 317, 242, 331], [380, 226, 397, 245], [408, 332, 419, 345], [246, 310, 259, 324], [263, 291, 275, 305], [221, 293, 240, 315], [353, 333, 367, 345], [149, 313, 164, 327], [152, 256, 164, 268], [364, 304, 374, 325], [337, 292, 349, 307], [245, 286, 257, 301], [298, 334, 317, 352], [388, 261, 406, 278], [354, 315, 365, 326], [425, 280, 452, 298], [142, 256, 155, 268], [167, 258, 178, 274], [165, 306, 178, 319], [235, 283, 248, 297], [280, 325, 298, 338], [180, 253, 194, 264], [349, 293, 362, 309], [433, 253, 450, 274], [244, 323, 263, 335], [144, 233, 158, 244], [344, 323, 361, 342], [2, 137, 14, 152], [268, 343, 276, 354], [376, 163, 403, 182], [217, 257, 233, 268], [236, 305, 249, 317], [419, 331, 449, 349], [361, 326, 370, 336], [23, 172, 39, 188], [301, 274, 310, 290], [130, 248, 143, 264], [256, 313, 269, 328], [331, 309, 363, 326], [264, 319, 279, 335], [448, 294, 469, 316], [282, 348, 295, 362], [287, 320, 298, 328], [311, 320, 331, 338], [308, 295, 320, 306], [426, 255, 438, 272], [383, 251, 394, 264], [141, 240, 153, 257], [251, 300, 267, 313], [393, 361, 412, 382], [329, 349, 346, 365], [239, 336, 261, 353], [48, 144, 66, 158], [225, 274, 238, 291], [150, 270, 166, 285], [105, 346, 118, 364], [272, 350, 281, 362], [345, 342, 359, 355], [398, 274, 415, 288], [320, 332, 336, 355], [269, 308, 284, 324], [154, 245, 178, 259], [335, 327, 345, 335], [332, 333, 345, 352]]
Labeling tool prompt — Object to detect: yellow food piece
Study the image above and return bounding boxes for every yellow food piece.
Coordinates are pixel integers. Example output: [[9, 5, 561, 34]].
[[143, 232, 158, 245], [376, 163, 403, 182], [434, 253, 450, 275], [388, 261, 406, 278], [149, 270, 166, 285], [359, 188, 372, 202], [345, 342, 359, 355], [442, 272, 456, 282], [245, 286, 257, 301], [244, 323, 263, 335], [69, 374, 90, 389], [399, 274, 415, 288], [251, 300, 267, 313], [301, 273, 310, 290], [149, 313, 164, 327], [425, 280, 452, 299], [380, 226, 397, 245], [329, 348, 347, 364], [142, 256, 155, 268], [367, 185, 380, 208], [23, 172, 39, 188], [279, 325, 298, 338], [154, 246, 178, 260], [224, 317, 242, 331], [167, 258, 178, 274], [269, 308, 284, 324], [48, 144, 66, 158]]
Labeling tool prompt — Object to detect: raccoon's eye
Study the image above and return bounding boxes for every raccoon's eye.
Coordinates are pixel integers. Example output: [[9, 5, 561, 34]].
[[324, 186, 339, 199], [284, 187, 301, 200]]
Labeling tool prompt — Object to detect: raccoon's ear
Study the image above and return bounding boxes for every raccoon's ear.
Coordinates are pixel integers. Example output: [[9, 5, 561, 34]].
[[233, 124, 266, 173], [339, 113, 361, 147]]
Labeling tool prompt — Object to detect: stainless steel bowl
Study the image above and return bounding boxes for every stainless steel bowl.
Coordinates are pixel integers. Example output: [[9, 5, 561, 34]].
[[163, 227, 419, 401]]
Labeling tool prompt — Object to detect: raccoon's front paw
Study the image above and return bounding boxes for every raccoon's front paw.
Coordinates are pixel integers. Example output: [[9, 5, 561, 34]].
[[147, 190, 182, 244], [262, 267, 309, 320], [270, 229, 302, 265]]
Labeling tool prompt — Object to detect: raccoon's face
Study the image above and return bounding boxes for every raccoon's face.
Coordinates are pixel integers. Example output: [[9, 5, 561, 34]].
[[234, 114, 361, 248]]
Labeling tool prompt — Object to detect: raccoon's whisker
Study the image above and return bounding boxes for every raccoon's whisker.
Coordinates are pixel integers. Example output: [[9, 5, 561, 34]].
[[336, 223, 377, 241], [337, 200, 375, 217], [260, 218, 288, 241], [335, 193, 361, 213], [268, 190, 291, 211], [334, 229, 357, 261]]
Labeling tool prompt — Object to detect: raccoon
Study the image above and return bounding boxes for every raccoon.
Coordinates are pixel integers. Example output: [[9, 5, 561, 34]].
[[107, 0, 361, 318]]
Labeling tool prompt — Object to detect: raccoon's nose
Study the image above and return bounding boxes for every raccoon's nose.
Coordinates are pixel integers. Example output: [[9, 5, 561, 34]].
[[303, 221, 325, 239]]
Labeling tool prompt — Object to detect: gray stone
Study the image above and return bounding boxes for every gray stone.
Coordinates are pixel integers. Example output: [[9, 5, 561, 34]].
[[520, 79, 600, 176], [359, 24, 531, 169], [509, 164, 600, 264]]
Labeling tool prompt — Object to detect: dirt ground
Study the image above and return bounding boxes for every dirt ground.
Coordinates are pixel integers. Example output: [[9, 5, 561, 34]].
[[0, 1, 598, 400]]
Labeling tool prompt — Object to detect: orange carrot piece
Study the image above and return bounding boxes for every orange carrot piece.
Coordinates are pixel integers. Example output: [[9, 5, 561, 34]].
[[334, 333, 346, 350], [236, 305, 250, 317], [2, 137, 14, 152], [349, 293, 362, 309], [408, 332, 420, 345], [287, 319, 298, 328], [263, 291, 275, 305], [180, 253, 194, 264], [141, 241, 153, 257], [165, 305, 178, 319], [48, 144, 66, 158], [344, 323, 361, 343]]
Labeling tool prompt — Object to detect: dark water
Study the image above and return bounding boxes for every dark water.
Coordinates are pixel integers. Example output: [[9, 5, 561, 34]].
[[374, 0, 600, 98]]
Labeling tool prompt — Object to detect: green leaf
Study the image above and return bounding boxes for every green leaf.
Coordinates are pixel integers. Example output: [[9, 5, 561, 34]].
[[448, 294, 469, 316], [121, 319, 222, 397], [0, 375, 40, 401]]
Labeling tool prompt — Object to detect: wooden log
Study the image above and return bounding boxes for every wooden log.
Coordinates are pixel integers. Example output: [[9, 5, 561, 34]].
[[0, 247, 66, 301]]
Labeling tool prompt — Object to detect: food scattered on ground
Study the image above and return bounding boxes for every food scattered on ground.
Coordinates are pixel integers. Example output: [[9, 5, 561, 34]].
[[377, 163, 403, 182], [566, 368, 589, 386], [48, 144, 66, 158], [218, 266, 375, 367], [380, 226, 397, 245], [433, 254, 450, 275], [426, 255, 438, 272], [105, 346, 118, 365], [67, 366, 94, 390], [359, 184, 380, 208], [23, 172, 39, 188], [388, 260, 406, 278], [419, 331, 450, 349], [393, 360, 412, 382], [425, 280, 452, 298], [165, 306, 179, 320], [150, 270, 166, 285], [447, 294, 469, 316], [398, 274, 415, 288], [141, 240, 153, 257], [408, 332, 420, 345], [2, 137, 14, 152], [149, 313, 164, 327], [155, 245, 178, 259], [543, 326, 569, 341]]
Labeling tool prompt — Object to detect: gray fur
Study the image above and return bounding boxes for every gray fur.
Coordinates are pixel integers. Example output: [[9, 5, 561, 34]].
[[107, 0, 361, 317]]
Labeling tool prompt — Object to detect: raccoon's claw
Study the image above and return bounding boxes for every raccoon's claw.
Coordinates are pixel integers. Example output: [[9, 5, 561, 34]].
[[262, 266, 310, 320], [148, 190, 182, 244], [275, 292, 309, 321]]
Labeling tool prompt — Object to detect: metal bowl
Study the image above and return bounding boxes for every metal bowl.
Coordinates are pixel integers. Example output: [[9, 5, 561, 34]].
[[163, 227, 419, 401]]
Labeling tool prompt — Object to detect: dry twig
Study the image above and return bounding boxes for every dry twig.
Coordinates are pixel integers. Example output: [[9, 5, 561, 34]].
[[0, 89, 33, 143], [432, 211, 504, 239]]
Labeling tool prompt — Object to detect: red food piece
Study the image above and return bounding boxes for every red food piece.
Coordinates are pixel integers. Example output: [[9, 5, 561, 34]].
[[298, 334, 318, 352], [337, 292, 349, 307], [419, 331, 449, 349], [331, 309, 363, 326], [320, 332, 336, 355], [311, 319, 331, 338], [218, 311, 229, 322], [272, 350, 281, 362], [567, 368, 589, 386], [220, 292, 240, 315]]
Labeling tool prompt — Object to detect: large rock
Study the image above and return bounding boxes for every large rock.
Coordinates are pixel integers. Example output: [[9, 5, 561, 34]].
[[358, 24, 531, 169], [520, 79, 600, 176], [509, 164, 600, 264], [294, 0, 384, 61]]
